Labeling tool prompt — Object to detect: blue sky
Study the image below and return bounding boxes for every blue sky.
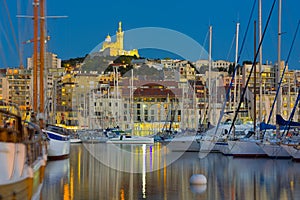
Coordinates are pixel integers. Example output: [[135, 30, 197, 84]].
[[1, 0, 300, 69]]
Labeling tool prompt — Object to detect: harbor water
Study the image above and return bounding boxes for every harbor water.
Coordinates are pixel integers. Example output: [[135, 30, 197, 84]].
[[41, 143, 300, 200]]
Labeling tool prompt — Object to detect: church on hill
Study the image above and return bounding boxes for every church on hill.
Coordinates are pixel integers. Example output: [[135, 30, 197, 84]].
[[100, 22, 139, 57]]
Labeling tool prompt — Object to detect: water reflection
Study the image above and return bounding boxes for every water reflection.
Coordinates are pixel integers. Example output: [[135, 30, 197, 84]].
[[42, 158, 70, 199], [41, 144, 300, 200], [189, 184, 207, 194], [82, 142, 184, 173]]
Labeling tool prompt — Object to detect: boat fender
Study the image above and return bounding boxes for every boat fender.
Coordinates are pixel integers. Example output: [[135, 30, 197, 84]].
[[189, 174, 207, 185]]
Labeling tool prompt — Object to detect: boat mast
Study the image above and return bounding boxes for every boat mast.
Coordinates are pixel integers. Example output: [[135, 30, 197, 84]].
[[130, 69, 134, 131], [258, 0, 263, 125], [208, 26, 212, 126], [233, 22, 240, 137], [193, 80, 197, 129], [182, 83, 185, 130], [33, 0, 39, 113], [39, 0, 45, 127], [276, 0, 282, 136], [254, 20, 257, 133], [236, 23, 241, 125]]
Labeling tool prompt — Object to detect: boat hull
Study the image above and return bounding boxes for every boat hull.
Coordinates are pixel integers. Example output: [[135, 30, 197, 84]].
[[228, 140, 267, 157], [0, 142, 46, 199], [281, 144, 300, 161], [215, 142, 231, 155], [107, 136, 154, 144], [258, 143, 291, 159], [44, 130, 70, 159], [166, 136, 200, 152], [168, 141, 199, 152]]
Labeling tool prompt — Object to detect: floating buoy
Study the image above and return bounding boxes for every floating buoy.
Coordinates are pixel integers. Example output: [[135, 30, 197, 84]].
[[189, 174, 207, 185]]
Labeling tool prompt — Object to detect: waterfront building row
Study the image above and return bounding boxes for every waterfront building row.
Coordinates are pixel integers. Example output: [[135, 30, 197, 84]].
[[1, 55, 299, 132]]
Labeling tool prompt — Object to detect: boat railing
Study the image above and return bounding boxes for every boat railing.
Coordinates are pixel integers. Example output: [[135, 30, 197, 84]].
[[23, 122, 47, 166], [46, 124, 71, 136]]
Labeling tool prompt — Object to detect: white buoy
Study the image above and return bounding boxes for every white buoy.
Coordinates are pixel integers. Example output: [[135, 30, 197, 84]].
[[189, 174, 207, 185]]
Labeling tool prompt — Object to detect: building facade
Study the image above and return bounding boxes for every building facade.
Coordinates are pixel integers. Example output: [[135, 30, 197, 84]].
[[5, 68, 32, 119], [242, 61, 298, 124]]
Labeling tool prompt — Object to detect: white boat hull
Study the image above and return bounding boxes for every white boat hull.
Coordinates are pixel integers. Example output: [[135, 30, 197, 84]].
[[44, 130, 70, 159], [258, 143, 291, 158], [0, 142, 46, 199], [48, 139, 70, 158], [166, 136, 200, 152], [214, 142, 231, 155], [228, 140, 267, 157], [107, 136, 154, 144], [199, 140, 231, 155], [281, 144, 300, 161]]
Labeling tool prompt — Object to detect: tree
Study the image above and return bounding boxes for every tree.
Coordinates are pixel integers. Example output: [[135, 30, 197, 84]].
[[113, 55, 137, 65], [62, 56, 86, 69]]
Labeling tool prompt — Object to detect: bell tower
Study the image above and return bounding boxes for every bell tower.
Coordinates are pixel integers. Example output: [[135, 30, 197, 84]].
[[116, 21, 124, 50]]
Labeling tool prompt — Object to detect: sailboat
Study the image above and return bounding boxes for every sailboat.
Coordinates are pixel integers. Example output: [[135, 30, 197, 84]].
[[257, 0, 300, 159], [43, 124, 71, 158], [0, 101, 48, 199], [198, 24, 258, 156], [225, 0, 297, 158]]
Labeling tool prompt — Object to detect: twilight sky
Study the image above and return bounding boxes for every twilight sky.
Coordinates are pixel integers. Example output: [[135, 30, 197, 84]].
[[1, 0, 300, 69]]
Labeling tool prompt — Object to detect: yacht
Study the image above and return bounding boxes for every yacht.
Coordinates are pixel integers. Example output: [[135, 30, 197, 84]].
[[43, 124, 70, 159]]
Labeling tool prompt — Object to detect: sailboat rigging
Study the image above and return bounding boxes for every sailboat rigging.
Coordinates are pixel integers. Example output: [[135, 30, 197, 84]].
[[264, 20, 300, 128], [211, 0, 257, 137], [227, 0, 277, 135]]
